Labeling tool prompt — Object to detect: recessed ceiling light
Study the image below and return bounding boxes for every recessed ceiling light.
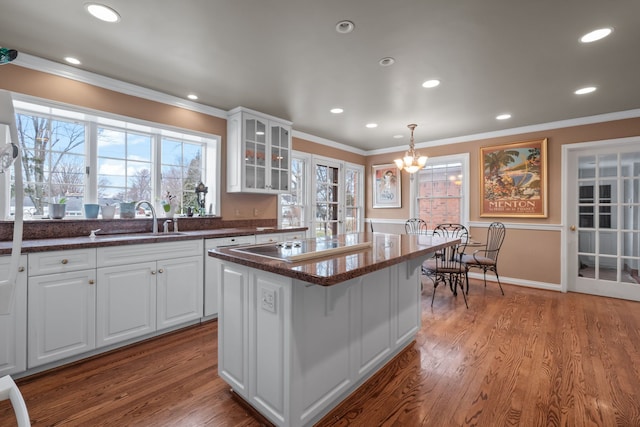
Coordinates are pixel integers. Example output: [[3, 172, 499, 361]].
[[575, 86, 597, 95], [187, 94, 198, 100], [85, 3, 121, 23], [580, 28, 612, 43], [330, 108, 344, 114], [379, 57, 395, 67], [64, 57, 81, 65], [335, 20, 355, 34], [496, 113, 511, 120], [366, 123, 378, 129], [422, 79, 440, 88]]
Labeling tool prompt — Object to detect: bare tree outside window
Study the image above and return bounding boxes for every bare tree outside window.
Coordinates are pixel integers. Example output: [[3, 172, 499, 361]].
[[16, 114, 86, 215]]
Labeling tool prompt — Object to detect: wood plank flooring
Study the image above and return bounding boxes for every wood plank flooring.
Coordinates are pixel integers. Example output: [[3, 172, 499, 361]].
[[2, 279, 640, 426]]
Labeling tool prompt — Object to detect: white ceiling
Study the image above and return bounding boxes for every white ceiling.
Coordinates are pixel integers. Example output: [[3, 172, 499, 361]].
[[1, 0, 639, 151]]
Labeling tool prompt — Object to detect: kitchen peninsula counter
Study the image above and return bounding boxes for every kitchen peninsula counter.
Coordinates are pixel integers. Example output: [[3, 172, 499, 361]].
[[208, 231, 456, 286], [208, 232, 458, 427]]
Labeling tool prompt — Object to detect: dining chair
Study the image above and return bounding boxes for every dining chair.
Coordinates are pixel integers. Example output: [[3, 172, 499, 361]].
[[0, 375, 30, 427], [423, 223, 470, 308], [462, 222, 506, 295], [405, 218, 428, 235]]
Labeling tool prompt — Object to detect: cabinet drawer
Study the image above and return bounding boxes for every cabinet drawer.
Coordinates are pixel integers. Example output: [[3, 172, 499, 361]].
[[97, 239, 203, 267], [206, 235, 255, 249], [255, 232, 303, 244], [29, 249, 96, 276]]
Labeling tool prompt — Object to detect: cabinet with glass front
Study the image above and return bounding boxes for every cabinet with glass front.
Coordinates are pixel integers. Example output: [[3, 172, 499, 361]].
[[227, 107, 291, 194]]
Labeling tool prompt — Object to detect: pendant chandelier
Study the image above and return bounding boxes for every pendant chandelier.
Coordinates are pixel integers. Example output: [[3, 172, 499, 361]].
[[394, 123, 428, 174]]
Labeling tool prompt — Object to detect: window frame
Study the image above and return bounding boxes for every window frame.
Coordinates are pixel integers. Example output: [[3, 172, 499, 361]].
[[4, 95, 220, 219], [410, 153, 470, 229]]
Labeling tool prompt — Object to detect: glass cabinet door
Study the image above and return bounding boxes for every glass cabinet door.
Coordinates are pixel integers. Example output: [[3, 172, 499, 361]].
[[270, 124, 290, 191], [244, 116, 267, 190]]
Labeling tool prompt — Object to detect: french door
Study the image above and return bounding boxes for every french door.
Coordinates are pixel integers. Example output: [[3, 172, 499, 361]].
[[313, 158, 342, 238], [565, 138, 640, 301]]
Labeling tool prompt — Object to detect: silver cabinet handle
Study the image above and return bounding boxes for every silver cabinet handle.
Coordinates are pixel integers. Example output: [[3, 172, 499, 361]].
[[61, 259, 69, 264], [158, 268, 164, 274], [151, 270, 156, 275], [18, 266, 25, 272]]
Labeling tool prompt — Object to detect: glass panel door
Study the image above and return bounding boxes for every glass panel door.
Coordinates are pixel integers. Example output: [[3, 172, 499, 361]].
[[567, 141, 640, 301], [313, 159, 341, 238], [244, 116, 266, 190], [269, 124, 289, 191]]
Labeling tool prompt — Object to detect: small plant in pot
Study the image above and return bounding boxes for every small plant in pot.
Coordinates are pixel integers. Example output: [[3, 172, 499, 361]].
[[161, 191, 176, 218], [50, 196, 67, 219]]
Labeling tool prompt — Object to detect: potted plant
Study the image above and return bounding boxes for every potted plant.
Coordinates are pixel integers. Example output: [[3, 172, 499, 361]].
[[161, 191, 176, 218], [101, 203, 116, 219], [119, 201, 136, 219], [50, 196, 67, 219]]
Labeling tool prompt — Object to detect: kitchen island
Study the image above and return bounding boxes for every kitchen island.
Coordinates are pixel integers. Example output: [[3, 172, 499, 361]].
[[208, 232, 457, 427]]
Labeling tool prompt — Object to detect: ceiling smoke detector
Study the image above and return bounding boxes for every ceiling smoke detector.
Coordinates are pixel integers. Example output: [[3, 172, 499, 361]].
[[335, 20, 355, 34]]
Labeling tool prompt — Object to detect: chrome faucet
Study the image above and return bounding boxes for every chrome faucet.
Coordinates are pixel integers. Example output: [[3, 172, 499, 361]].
[[135, 200, 158, 234]]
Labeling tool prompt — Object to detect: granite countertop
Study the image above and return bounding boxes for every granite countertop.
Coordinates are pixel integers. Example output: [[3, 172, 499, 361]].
[[208, 232, 460, 286], [0, 227, 307, 255]]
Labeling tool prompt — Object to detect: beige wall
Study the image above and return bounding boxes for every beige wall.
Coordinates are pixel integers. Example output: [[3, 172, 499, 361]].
[[368, 118, 640, 285], [0, 64, 363, 221], [3, 64, 639, 287]]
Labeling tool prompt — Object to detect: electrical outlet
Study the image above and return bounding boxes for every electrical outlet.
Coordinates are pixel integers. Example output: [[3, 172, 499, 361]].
[[235, 209, 240, 217], [254, 208, 259, 216], [261, 288, 276, 313]]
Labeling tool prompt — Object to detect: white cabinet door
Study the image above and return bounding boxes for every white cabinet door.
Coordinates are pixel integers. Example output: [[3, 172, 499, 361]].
[[157, 256, 203, 330], [28, 270, 96, 368], [205, 235, 255, 317], [96, 262, 157, 347], [227, 107, 291, 194], [217, 260, 250, 398], [0, 255, 27, 376]]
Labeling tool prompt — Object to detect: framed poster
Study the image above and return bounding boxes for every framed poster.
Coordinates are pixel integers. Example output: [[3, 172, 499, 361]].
[[372, 164, 401, 208], [480, 138, 548, 218]]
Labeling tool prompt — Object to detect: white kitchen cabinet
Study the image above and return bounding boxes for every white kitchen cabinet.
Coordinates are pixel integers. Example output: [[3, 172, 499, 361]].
[[0, 255, 27, 376], [96, 262, 157, 347], [205, 235, 255, 317], [28, 249, 97, 368], [96, 240, 203, 347], [227, 107, 292, 194], [157, 255, 203, 329], [213, 255, 423, 427]]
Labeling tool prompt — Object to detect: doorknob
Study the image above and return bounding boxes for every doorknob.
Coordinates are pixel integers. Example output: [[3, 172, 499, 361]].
[[570, 225, 576, 231]]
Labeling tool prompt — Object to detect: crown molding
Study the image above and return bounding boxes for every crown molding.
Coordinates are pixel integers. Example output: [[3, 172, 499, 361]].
[[368, 108, 640, 156], [292, 130, 367, 156], [14, 53, 228, 119]]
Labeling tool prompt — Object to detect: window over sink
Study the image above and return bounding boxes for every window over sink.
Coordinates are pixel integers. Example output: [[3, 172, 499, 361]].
[[3, 97, 219, 220]]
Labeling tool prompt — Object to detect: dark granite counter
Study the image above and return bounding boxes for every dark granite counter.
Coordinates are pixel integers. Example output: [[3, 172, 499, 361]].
[[0, 226, 307, 255], [208, 232, 459, 286]]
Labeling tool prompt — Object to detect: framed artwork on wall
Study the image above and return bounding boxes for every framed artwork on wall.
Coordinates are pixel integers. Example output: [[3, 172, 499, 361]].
[[372, 164, 401, 208], [480, 138, 548, 218]]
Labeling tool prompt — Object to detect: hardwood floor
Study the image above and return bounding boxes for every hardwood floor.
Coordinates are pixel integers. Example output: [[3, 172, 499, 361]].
[[2, 279, 640, 426]]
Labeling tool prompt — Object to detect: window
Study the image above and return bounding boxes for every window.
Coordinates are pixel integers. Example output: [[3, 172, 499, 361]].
[[16, 113, 87, 217], [344, 164, 364, 233], [160, 138, 204, 213], [411, 154, 469, 229], [97, 127, 153, 206], [279, 153, 309, 228], [278, 152, 364, 236], [6, 98, 219, 219]]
